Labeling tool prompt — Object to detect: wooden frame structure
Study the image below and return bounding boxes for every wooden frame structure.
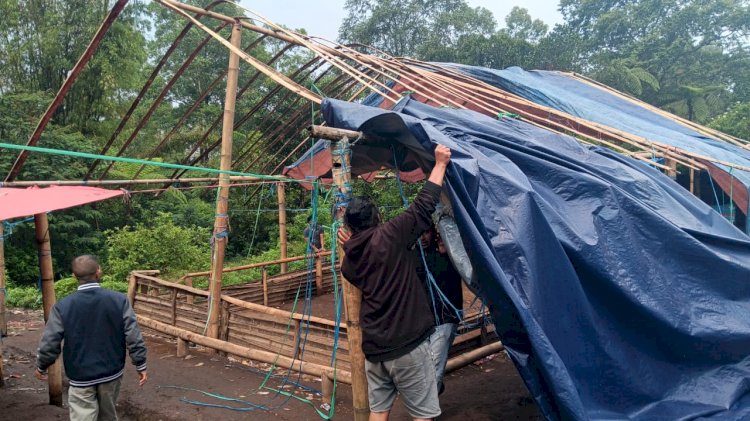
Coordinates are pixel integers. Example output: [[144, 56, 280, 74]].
[[1, 0, 748, 409], [128, 255, 500, 405]]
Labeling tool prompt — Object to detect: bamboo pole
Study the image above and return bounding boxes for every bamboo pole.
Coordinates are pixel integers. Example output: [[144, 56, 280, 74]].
[[331, 137, 369, 420], [0, 223, 6, 337], [0, 343, 4, 388], [0, 176, 263, 187], [159, 0, 321, 103], [207, 20, 241, 343], [176, 337, 188, 357], [181, 251, 332, 280], [315, 254, 324, 295], [445, 341, 504, 373], [34, 213, 62, 406], [277, 182, 288, 273], [136, 315, 352, 383], [262, 268, 268, 306], [127, 272, 137, 305]]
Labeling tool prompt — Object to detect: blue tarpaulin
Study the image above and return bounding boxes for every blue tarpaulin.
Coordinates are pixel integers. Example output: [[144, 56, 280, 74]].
[[446, 65, 750, 232], [322, 97, 750, 420]]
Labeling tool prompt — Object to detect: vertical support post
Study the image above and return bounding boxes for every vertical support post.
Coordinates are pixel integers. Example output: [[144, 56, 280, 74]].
[[185, 277, 194, 304], [690, 168, 695, 194], [321, 374, 334, 405], [170, 289, 178, 326], [0, 344, 4, 388], [127, 272, 137, 305], [331, 138, 369, 420], [0, 223, 6, 337], [277, 182, 288, 273], [34, 213, 62, 406], [262, 267, 268, 306], [665, 158, 677, 178], [315, 254, 324, 295], [207, 20, 241, 342], [176, 337, 188, 357], [219, 302, 231, 357]]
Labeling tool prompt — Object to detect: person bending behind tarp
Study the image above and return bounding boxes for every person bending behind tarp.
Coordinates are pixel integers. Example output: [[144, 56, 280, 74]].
[[339, 144, 451, 421], [36, 255, 148, 421], [417, 224, 464, 396]]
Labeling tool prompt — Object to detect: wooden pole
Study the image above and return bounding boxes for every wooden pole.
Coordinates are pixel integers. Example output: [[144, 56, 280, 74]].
[[127, 272, 137, 305], [315, 254, 324, 295], [262, 268, 268, 306], [34, 213, 62, 406], [207, 20, 241, 343], [176, 337, 189, 358], [331, 138, 369, 420], [444, 341, 504, 373], [277, 182, 288, 273], [0, 175, 263, 187], [0, 223, 6, 337]]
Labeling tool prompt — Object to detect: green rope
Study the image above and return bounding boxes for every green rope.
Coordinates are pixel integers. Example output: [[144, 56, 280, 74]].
[[0, 142, 307, 185], [497, 112, 520, 119]]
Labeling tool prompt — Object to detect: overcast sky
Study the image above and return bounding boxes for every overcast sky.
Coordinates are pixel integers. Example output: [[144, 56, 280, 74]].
[[237, 0, 563, 42]]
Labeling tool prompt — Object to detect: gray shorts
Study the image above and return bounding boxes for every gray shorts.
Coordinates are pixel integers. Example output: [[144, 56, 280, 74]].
[[365, 338, 441, 419]]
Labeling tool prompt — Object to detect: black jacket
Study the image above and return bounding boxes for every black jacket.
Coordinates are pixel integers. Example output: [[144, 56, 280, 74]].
[[342, 181, 442, 362], [37, 283, 147, 387]]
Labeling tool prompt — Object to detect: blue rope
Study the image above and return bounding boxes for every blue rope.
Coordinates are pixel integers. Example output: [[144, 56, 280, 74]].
[[706, 169, 723, 214]]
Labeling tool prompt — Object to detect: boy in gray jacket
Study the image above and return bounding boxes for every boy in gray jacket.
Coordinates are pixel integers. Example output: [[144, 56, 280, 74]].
[[36, 255, 148, 421]]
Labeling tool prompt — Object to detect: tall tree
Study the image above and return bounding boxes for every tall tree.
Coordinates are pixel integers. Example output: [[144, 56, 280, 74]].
[[559, 0, 750, 122], [0, 1, 148, 133]]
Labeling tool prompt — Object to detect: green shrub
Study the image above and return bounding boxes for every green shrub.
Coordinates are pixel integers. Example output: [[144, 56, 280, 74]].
[[6, 286, 42, 309], [55, 277, 79, 299], [105, 213, 210, 281]]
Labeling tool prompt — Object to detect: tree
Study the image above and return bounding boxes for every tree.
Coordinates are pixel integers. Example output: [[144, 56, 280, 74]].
[[710, 102, 750, 140], [503, 6, 548, 43], [0, 1, 148, 133], [559, 0, 750, 122], [339, 0, 497, 58]]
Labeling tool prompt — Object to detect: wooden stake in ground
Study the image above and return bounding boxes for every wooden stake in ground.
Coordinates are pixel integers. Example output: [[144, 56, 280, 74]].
[[277, 182, 288, 273], [207, 20, 241, 342], [34, 213, 63, 406], [331, 137, 370, 420]]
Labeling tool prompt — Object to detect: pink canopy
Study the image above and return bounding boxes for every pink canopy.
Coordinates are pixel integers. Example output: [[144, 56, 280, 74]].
[[0, 186, 123, 220]]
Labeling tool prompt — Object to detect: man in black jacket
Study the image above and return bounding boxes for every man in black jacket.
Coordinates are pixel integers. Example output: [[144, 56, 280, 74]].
[[341, 144, 451, 421], [36, 255, 148, 421]]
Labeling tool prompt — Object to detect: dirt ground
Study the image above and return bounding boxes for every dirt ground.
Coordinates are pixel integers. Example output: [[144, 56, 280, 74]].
[[1, 308, 540, 420]]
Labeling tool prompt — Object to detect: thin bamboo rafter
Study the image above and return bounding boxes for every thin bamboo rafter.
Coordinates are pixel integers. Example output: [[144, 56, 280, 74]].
[[5, 0, 749, 205]]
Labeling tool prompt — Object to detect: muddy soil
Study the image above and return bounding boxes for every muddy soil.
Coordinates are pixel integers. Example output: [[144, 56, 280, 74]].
[[1, 308, 540, 420]]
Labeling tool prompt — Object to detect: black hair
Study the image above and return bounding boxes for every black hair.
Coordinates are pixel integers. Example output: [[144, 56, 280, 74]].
[[307, 215, 313, 223], [344, 197, 381, 233], [72, 255, 101, 283]]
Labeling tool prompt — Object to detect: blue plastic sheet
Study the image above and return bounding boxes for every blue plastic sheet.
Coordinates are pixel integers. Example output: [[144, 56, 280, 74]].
[[446, 64, 750, 231], [322, 97, 750, 420]]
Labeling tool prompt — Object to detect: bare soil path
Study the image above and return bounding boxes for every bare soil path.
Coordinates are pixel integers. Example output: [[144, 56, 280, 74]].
[[1, 309, 540, 420]]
